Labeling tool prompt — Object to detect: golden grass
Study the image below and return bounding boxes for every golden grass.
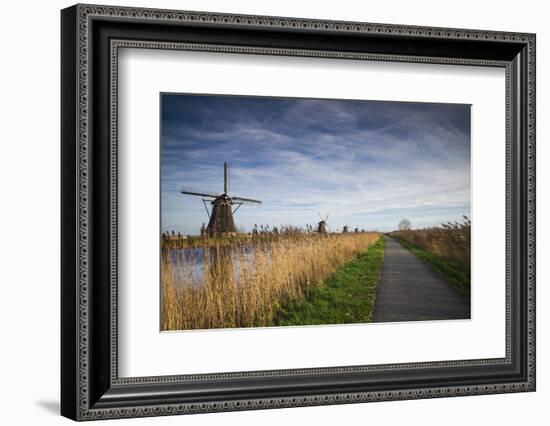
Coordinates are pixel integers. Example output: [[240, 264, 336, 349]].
[[391, 217, 470, 268], [161, 232, 380, 330]]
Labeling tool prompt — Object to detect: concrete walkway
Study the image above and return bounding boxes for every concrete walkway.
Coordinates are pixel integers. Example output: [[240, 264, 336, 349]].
[[373, 237, 470, 322]]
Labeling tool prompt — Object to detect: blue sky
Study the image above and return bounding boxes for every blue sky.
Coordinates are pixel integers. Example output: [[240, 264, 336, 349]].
[[161, 94, 471, 234]]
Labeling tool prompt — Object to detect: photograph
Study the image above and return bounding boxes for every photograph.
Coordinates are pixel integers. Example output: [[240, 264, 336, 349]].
[[160, 94, 472, 331]]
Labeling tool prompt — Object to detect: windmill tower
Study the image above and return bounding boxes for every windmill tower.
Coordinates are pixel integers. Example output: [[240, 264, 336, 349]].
[[317, 213, 330, 234], [181, 162, 262, 237]]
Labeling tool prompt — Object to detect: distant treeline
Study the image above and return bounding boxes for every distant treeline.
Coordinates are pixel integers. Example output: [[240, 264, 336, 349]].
[[161, 224, 371, 249]]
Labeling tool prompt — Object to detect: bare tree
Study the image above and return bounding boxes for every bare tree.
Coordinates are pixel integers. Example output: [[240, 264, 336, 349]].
[[398, 218, 412, 230]]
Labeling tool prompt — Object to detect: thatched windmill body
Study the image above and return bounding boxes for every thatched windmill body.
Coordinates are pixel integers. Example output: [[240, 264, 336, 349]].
[[181, 162, 261, 236]]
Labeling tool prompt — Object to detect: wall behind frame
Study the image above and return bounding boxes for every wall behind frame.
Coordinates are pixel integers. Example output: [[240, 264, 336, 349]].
[[0, 0, 546, 425]]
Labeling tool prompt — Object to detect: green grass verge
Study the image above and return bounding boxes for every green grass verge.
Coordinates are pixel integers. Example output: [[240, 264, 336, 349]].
[[274, 237, 385, 326], [394, 238, 470, 297]]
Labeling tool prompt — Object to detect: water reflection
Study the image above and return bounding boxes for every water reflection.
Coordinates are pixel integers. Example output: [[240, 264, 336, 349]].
[[165, 245, 257, 288]]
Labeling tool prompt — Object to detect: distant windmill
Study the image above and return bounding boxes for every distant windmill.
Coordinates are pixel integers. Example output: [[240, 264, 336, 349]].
[[317, 213, 330, 234], [181, 162, 262, 236]]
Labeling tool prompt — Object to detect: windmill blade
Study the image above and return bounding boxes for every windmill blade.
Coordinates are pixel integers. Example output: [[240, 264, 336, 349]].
[[224, 162, 230, 194], [181, 187, 219, 198], [232, 196, 262, 205], [325, 214, 329, 222], [318, 213, 323, 221]]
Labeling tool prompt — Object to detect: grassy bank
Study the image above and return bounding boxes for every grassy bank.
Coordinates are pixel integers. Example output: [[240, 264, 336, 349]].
[[394, 238, 470, 297], [275, 237, 385, 326]]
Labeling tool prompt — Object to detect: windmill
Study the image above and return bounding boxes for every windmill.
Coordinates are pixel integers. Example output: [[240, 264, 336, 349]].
[[317, 213, 330, 234], [181, 162, 262, 237]]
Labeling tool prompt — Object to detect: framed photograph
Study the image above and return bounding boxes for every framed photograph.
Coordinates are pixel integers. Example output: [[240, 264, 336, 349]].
[[61, 4, 536, 421]]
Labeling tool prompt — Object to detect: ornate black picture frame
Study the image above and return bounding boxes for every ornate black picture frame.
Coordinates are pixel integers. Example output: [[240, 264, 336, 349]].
[[61, 4, 536, 421]]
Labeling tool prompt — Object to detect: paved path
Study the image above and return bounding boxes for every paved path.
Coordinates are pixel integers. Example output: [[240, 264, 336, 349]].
[[373, 237, 470, 322]]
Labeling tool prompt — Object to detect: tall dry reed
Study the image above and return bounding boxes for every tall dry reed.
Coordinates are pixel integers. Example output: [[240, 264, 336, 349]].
[[391, 217, 470, 267], [162, 233, 380, 330]]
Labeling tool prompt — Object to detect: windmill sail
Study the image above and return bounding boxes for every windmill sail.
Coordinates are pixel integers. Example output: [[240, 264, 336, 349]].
[[224, 162, 229, 194], [180, 188, 218, 198], [232, 196, 262, 204]]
